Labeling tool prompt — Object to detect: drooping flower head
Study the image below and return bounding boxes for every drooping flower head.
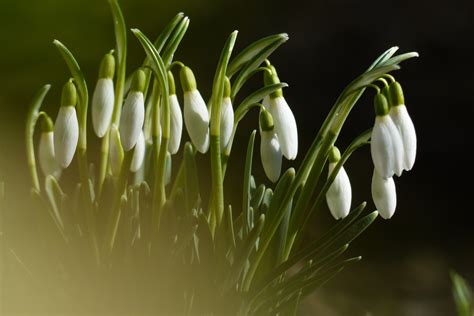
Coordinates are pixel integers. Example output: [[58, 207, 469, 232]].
[[38, 115, 62, 179], [387, 81, 417, 171], [54, 80, 79, 169], [92, 52, 115, 138], [370, 92, 404, 178], [325, 146, 352, 220], [180, 66, 210, 154], [263, 65, 298, 160], [220, 77, 234, 151], [371, 169, 397, 219], [120, 68, 146, 151], [259, 109, 282, 183], [166, 71, 183, 155]]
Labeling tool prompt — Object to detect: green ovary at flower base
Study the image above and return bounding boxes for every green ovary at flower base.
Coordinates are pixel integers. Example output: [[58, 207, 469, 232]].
[[21, 1, 420, 314]]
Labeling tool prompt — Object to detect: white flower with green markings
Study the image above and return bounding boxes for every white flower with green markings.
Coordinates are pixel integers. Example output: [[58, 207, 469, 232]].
[[165, 71, 183, 155], [38, 116, 62, 179], [92, 52, 115, 138], [54, 80, 79, 169], [259, 110, 282, 183], [326, 147, 352, 220], [180, 66, 210, 154], [371, 169, 397, 219], [130, 130, 145, 172], [220, 77, 234, 151]]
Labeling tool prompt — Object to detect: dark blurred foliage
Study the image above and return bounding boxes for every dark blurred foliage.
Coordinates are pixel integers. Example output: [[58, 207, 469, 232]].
[[1, 0, 473, 314]]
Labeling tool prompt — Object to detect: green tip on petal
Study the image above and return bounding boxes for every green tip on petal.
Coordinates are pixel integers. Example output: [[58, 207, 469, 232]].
[[180, 66, 197, 92], [224, 77, 231, 98], [388, 81, 405, 106], [328, 146, 341, 163], [374, 93, 389, 116], [130, 68, 146, 93], [41, 115, 54, 133], [168, 71, 176, 95], [61, 80, 77, 107], [99, 52, 116, 79], [259, 109, 274, 131]]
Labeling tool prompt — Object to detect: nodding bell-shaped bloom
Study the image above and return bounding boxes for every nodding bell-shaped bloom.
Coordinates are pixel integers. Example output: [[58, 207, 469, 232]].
[[325, 147, 352, 220], [38, 116, 62, 179], [92, 52, 115, 138], [180, 66, 210, 153], [388, 81, 417, 171], [263, 66, 298, 160], [166, 71, 183, 155], [130, 130, 145, 172], [109, 124, 124, 176], [259, 110, 282, 183], [120, 69, 146, 151], [371, 169, 397, 219], [220, 77, 234, 151], [370, 93, 404, 179], [54, 80, 79, 169]]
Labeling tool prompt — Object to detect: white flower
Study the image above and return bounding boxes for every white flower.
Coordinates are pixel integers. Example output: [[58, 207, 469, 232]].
[[38, 131, 62, 179], [130, 130, 145, 172], [120, 91, 145, 151], [167, 94, 183, 154], [390, 104, 416, 171], [109, 124, 124, 176], [260, 129, 282, 183], [220, 96, 234, 151], [264, 96, 298, 160], [183, 90, 210, 153], [326, 162, 352, 220], [54, 106, 79, 168], [371, 169, 397, 219], [92, 78, 115, 138]]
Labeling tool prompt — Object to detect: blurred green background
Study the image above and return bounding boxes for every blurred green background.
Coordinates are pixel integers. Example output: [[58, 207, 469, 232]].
[[1, 0, 473, 315]]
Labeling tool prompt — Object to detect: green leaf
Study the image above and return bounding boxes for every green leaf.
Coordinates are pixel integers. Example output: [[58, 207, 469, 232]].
[[44, 176, 68, 242], [151, 13, 185, 60], [381, 52, 419, 67], [250, 184, 266, 211], [162, 17, 190, 66], [184, 142, 200, 211], [234, 83, 288, 123], [227, 33, 288, 78], [243, 130, 257, 235], [367, 46, 399, 70], [451, 271, 473, 316]]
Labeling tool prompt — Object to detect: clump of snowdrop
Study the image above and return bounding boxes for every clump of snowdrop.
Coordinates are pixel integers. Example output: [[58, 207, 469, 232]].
[[92, 52, 115, 138]]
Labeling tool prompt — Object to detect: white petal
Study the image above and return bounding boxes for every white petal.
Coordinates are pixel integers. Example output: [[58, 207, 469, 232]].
[[390, 105, 417, 171], [167, 94, 183, 154], [130, 131, 145, 172], [184, 90, 210, 153], [268, 96, 298, 160], [109, 124, 123, 176], [92, 78, 115, 138], [39, 132, 62, 179], [54, 106, 79, 168], [371, 169, 397, 219], [326, 163, 352, 220], [371, 115, 404, 179], [260, 130, 282, 183], [119, 91, 145, 151], [220, 97, 234, 151]]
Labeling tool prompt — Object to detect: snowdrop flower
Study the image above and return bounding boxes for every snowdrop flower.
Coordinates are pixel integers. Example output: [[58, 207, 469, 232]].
[[38, 116, 62, 179], [259, 110, 282, 183], [180, 66, 210, 153], [120, 69, 146, 151], [92, 52, 115, 138], [109, 124, 124, 176], [54, 80, 79, 169], [371, 169, 397, 219], [263, 66, 298, 160], [165, 71, 183, 154], [325, 147, 352, 220], [388, 81, 417, 171], [370, 93, 404, 178], [130, 130, 145, 172], [220, 77, 234, 151]]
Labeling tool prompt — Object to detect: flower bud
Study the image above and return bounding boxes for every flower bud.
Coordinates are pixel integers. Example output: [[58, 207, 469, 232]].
[[166, 71, 183, 154], [220, 77, 234, 151], [92, 52, 115, 138], [370, 93, 404, 178], [180, 66, 210, 153], [120, 69, 146, 151], [109, 124, 124, 176], [38, 116, 62, 179], [388, 82, 417, 171], [130, 130, 145, 172], [371, 169, 397, 219], [259, 110, 282, 183], [54, 80, 79, 168], [326, 147, 352, 220]]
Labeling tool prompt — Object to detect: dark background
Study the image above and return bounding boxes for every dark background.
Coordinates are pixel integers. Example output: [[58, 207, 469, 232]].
[[1, 0, 473, 315]]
